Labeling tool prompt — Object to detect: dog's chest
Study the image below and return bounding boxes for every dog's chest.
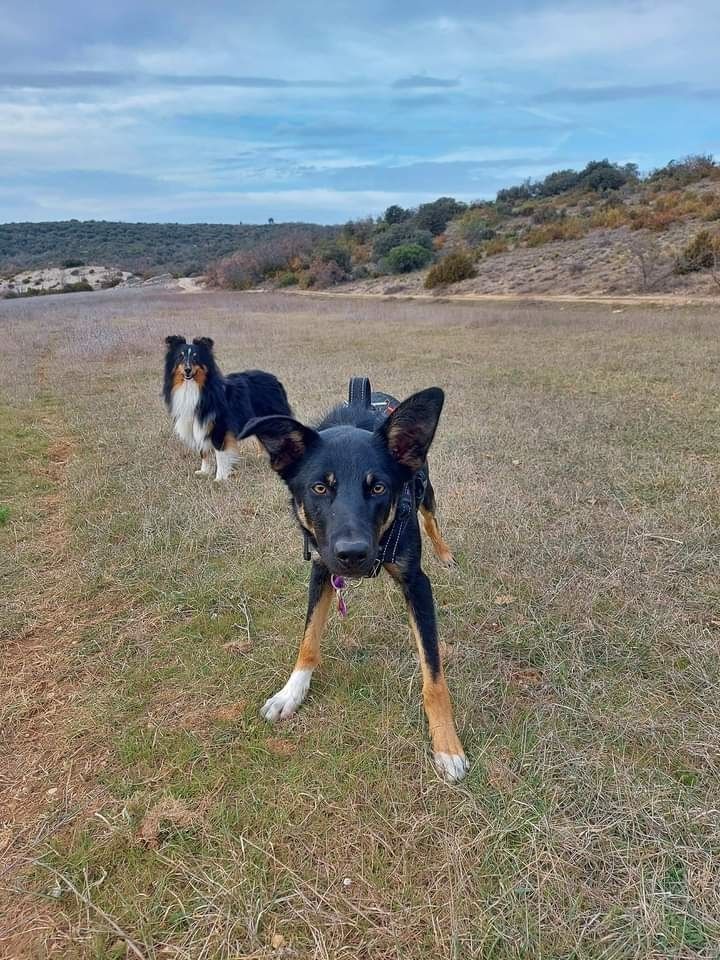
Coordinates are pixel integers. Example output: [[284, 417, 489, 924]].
[[171, 381, 210, 450]]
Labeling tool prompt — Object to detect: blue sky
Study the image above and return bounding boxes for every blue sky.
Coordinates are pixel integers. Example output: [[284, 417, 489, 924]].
[[1, 0, 718, 223]]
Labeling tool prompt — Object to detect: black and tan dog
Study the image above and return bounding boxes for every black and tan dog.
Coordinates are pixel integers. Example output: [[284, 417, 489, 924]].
[[241, 379, 467, 781], [163, 335, 291, 480]]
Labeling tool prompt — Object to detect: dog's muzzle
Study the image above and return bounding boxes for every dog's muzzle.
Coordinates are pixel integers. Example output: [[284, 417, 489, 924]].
[[332, 538, 374, 576]]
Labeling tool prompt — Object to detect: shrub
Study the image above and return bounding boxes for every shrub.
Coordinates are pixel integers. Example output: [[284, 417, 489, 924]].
[[341, 217, 375, 243], [579, 159, 635, 193], [314, 240, 352, 273], [483, 237, 509, 256], [61, 258, 85, 268], [424, 251, 476, 288], [373, 224, 433, 259], [274, 271, 299, 287], [350, 264, 372, 280], [590, 206, 630, 229], [414, 197, 466, 235], [456, 209, 497, 244], [649, 154, 718, 187], [496, 160, 637, 209], [536, 169, 581, 197], [532, 205, 564, 225], [383, 205, 413, 225], [60, 279, 93, 293], [629, 207, 679, 232], [675, 230, 720, 274], [100, 275, 123, 289], [209, 231, 318, 289], [301, 258, 348, 288], [383, 243, 433, 274], [496, 182, 534, 206], [525, 218, 586, 246]]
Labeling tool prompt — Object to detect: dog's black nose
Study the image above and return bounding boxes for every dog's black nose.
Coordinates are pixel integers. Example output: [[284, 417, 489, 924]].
[[334, 539, 372, 569]]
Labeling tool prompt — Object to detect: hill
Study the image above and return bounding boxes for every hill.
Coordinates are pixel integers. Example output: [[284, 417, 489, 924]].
[[3, 155, 720, 299], [0, 220, 336, 277], [208, 155, 720, 298]]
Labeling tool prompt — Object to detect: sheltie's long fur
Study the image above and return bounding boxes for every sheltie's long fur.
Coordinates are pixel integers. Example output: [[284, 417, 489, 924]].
[[163, 335, 292, 480]]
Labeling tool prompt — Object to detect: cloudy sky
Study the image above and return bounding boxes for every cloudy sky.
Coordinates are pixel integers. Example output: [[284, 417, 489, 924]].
[[2, 0, 718, 223]]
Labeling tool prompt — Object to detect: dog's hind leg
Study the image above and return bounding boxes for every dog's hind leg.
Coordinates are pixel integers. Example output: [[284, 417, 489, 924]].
[[215, 436, 240, 481], [419, 478, 455, 567], [389, 563, 467, 782], [261, 562, 332, 722]]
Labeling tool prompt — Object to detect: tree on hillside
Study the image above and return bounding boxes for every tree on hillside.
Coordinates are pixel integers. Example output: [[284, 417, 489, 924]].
[[383, 204, 413, 225], [414, 197, 466, 235]]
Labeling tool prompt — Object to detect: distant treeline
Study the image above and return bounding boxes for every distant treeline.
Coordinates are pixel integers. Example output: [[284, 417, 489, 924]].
[[0, 220, 337, 276]]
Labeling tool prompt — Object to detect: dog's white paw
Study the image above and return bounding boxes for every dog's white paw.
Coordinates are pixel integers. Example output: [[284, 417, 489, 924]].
[[194, 468, 211, 476], [260, 669, 312, 722], [433, 751, 469, 783]]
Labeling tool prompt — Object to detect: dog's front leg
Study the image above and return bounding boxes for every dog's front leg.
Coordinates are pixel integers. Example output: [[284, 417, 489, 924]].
[[195, 450, 214, 476], [390, 564, 468, 782], [261, 562, 332, 722]]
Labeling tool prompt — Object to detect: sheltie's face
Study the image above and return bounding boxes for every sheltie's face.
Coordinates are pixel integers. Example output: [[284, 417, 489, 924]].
[[176, 343, 204, 383], [165, 336, 214, 389]]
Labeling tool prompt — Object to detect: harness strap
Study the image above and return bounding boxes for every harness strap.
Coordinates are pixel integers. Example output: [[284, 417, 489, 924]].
[[348, 377, 372, 408], [368, 468, 426, 576]]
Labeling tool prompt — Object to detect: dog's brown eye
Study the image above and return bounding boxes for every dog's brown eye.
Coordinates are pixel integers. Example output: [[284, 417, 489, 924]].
[[371, 482, 386, 495], [311, 483, 327, 495]]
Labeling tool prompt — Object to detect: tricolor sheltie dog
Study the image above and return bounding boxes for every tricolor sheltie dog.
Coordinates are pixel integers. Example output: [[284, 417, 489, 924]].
[[163, 335, 292, 481]]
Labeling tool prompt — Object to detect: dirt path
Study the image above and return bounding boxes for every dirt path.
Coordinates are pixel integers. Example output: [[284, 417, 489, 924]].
[[280, 288, 720, 308]]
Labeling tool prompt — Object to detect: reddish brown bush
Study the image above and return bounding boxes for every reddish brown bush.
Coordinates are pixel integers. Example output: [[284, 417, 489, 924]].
[[208, 231, 319, 289], [300, 257, 348, 288]]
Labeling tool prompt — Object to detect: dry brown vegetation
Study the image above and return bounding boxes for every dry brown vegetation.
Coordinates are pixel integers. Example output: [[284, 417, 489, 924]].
[[1, 288, 720, 958]]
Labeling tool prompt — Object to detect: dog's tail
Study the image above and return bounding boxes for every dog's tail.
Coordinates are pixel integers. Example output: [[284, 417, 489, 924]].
[[347, 376, 372, 409]]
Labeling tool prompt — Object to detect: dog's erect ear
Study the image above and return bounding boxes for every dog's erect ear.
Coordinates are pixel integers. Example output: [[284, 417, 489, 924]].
[[240, 415, 319, 475], [193, 336, 214, 350], [165, 334, 186, 348], [376, 387, 444, 473]]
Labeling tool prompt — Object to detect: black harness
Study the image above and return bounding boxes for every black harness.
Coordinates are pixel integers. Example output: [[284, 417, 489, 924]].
[[302, 377, 427, 577]]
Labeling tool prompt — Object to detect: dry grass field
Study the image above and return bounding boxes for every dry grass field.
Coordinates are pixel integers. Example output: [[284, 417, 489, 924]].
[[1, 289, 720, 959]]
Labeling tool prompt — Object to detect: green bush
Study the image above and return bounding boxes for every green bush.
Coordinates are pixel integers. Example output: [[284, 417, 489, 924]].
[[373, 224, 433, 259], [275, 270, 299, 287], [61, 258, 85, 268], [536, 169, 581, 197], [383, 243, 433, 274], [424, 251, 476, 288]]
